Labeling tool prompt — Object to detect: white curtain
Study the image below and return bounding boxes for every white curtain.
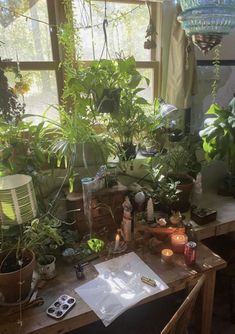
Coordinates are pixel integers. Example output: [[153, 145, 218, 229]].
[[161, 3, 197, 109]]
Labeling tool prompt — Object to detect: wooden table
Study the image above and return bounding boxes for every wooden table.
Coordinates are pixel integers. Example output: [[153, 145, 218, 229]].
[[190, 192, 235, 240], [0, 243, 226, 334]]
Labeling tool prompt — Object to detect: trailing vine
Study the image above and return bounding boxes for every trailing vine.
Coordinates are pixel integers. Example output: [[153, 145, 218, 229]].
[[211, 44, 222, 104], [59, 0, 81, 80]]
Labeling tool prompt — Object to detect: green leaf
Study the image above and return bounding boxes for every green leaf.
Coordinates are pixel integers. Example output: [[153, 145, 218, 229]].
[[199, 126, 216, 138], [228, 116, 235, 128], [128, 73, 142, 89], [135, 97, 148, 105], [205, 103, 222, 115], [87, 238, 104, 253]]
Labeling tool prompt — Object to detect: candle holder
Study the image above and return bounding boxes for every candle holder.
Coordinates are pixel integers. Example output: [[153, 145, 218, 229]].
[[107, 240, 127, 255], [171, 233, 188, 253], [161, 249, 174, 264]]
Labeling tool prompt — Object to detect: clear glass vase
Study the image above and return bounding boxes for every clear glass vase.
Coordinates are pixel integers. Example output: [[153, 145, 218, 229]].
[[81, 177, 94, 239]]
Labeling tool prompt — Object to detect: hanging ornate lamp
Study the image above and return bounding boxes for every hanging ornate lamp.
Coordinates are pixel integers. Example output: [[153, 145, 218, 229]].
[[178, 0, 235, 54]]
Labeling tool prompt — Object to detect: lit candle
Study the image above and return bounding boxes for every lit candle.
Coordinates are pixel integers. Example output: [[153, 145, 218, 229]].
[[114, 233, 120, 251], [171, 233, 188, 253], [161, 249, 174, 263]]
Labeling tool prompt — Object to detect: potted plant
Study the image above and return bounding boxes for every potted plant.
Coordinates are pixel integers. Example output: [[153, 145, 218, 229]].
[[0, 119, 48, 176], [140, 99, 170, 156], [27, 105, 116, 193], [0, 214, 64, 302], [66, 56, 146, 115], [0, 225, 35, 304], [23, 217, 64, 280], [151, 144, 197, 212], [108, 88, 149, 160], [199, 98, 235, 195], [67, 59, 122, 114], [63, 55, 149, 161], [146, 163, 181, 214]]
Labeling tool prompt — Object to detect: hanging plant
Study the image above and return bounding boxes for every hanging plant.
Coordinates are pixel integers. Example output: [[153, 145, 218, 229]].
[[211, 44, 221, 104]]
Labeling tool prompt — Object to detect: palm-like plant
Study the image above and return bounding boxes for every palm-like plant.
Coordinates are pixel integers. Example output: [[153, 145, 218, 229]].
[[40, 106, 116, 191]]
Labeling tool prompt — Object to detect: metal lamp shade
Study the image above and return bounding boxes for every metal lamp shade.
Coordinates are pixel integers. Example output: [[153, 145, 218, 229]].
[[0, 174, 38, 225], [178, 0, 235, 53]]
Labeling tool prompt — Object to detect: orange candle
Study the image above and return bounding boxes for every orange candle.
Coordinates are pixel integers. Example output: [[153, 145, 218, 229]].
[[161, 249, 174, 263], [171, 234, 188, 253]]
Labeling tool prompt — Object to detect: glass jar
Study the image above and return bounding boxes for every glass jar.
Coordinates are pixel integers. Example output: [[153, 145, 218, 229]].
[[184, 222, 196, 242]]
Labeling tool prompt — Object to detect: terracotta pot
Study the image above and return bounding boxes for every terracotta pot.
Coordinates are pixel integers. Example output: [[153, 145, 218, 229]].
[[0, 249, 35, 304]]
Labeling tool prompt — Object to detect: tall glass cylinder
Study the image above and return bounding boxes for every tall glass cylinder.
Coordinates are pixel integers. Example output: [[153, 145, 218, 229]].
[[81, 177, 94, 238]]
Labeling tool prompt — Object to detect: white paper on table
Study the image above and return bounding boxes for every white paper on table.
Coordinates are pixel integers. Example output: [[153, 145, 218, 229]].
[[75, 252, 168, 326]]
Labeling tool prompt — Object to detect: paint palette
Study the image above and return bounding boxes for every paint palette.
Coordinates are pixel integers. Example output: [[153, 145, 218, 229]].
[[46, 295, 76, 319]]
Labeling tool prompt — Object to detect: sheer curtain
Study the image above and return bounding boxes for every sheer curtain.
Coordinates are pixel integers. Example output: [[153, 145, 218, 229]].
[[161, 3, 197, 109]]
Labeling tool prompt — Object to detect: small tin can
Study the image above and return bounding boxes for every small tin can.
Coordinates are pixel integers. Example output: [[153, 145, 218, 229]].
[[184, 241, 197, 266]]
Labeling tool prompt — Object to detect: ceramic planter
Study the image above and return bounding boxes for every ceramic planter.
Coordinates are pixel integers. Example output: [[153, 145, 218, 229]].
[[0, 249, 35, 304], [37, 255, 56, 280]]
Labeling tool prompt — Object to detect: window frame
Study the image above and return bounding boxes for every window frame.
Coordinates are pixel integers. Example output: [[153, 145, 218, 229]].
[[0, 0, 162, 105], [74, 0, 161, 100], [0, 0, 63, 103]]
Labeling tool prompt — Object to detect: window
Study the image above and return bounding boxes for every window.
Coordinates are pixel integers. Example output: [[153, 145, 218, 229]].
[[72, 0, 160, 102], [0, 0, 60, 121], [0, 0, 161, 118]]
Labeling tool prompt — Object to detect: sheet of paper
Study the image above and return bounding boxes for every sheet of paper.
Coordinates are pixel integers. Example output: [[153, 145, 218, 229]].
[[75, 252, 168, 326]]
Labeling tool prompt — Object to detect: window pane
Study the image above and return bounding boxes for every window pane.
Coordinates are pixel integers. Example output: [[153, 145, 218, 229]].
[[73, 1, 151, 61], [6, 70, 58, 122], [0, 0, 52, 61], [138, 68, 154, 103]]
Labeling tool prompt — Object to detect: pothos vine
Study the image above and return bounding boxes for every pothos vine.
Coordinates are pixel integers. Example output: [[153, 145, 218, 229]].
[[211, 44, 222, 104]]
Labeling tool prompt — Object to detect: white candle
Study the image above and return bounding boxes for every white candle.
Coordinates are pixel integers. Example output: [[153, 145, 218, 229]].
[[161, 249, 174, 263], [114, 233, 120, 251], [147, 198, 154, 222], [171, 234, 188, 253]]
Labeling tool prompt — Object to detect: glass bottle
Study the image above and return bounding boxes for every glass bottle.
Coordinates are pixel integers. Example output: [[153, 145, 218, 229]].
[[185, 222, 197, 242]]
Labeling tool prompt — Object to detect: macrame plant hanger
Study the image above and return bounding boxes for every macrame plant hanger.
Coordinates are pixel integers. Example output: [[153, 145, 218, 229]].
[[100, 0, 111, 60]]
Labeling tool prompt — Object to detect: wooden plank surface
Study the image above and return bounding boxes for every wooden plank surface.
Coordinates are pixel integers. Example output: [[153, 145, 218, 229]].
[[0, 243, 226, 334], [188, 192, 235, 240]]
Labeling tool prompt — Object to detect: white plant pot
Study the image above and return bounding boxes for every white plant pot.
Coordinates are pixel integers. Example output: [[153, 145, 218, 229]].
[[37, 255, 56, 280]]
